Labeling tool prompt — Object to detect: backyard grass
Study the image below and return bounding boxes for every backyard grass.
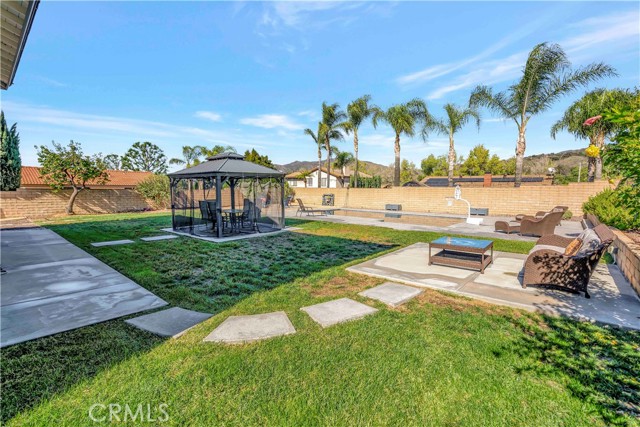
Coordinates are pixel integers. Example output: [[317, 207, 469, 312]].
[[1, 212, 638, 426]]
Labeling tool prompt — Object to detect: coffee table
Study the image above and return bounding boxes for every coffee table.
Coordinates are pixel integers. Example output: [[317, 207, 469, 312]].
[[428, 237, 493, 273]]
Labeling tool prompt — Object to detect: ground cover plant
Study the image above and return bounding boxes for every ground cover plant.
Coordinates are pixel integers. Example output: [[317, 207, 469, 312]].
[[1, 212, 638, 426]]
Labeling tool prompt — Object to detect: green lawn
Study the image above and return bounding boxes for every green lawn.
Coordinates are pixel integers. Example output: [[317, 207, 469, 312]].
[[1, 212, 638, 426]]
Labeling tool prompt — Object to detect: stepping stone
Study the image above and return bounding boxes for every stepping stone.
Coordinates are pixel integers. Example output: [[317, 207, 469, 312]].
[[359, 282, 423, 307], [203, 311, 295, 344], [140, 235, 178, 242], [126, 307, 212, 337], [301, 298, 378, 328], [91, 239, 135, 247]]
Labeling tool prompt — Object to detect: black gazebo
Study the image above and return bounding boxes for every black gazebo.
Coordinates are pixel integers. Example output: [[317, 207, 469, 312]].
[[168, 152, 285, 238]]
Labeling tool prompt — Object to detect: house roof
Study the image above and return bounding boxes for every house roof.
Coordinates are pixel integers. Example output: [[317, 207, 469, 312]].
[[168, 152, 284, 179], [1, 0, 39, 90], [286, 167, 371, 179], [20, 166, 153, 188]]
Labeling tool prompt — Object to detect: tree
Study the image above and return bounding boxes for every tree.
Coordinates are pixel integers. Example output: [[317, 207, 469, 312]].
[[333, 151, 354, 187], [321, 102, 347, 182], [136, 174, 170, 209], [200, 144, 236, 158], [400, 159, 420, 184], [297, 169, 313, 188], [122, 141, 168, 173], [244, 148, 275, 168], [36, 141, 109, 214], [344, 95, 380, 187], [460, 145, 491, 175], [169, 146, 203, 168], [421, 154, 448, 176], [103, 154, 122, 170], [0, 111, 21, 191], [551, 88, 635, 181], [304, 122, 326, 188], [373, 98, 429, 186], [423, 103, 480, 186], [470, 42, 615, 187]]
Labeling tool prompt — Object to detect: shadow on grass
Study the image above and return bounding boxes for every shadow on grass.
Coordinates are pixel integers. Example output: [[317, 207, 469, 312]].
[[512, 315, 640, 425], [0, 319, 166, 423], [2, 215, 392, 423]]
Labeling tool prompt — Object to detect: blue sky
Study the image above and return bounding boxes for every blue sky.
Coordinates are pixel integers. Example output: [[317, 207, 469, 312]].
[[3, 1, 638, 170]]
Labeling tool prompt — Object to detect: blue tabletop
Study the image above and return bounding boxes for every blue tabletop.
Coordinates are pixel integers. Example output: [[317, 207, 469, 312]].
[[431, 236, 493, 249]]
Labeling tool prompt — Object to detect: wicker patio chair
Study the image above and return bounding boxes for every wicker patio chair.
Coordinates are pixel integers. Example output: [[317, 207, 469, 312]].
[[515, 206, 568, 222], [494, 221, 521, 234], [519, 211, 563, 237], [522, 224, 615, 298]]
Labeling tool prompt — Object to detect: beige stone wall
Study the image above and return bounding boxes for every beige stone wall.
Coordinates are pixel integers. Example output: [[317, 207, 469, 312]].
[[613, 230, 640, 297], [0, 188, 153, 219], [292, 181, 612, 217]]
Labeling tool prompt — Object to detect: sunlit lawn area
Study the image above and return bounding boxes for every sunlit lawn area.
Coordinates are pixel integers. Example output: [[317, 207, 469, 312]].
[[1, 212, 638, 426]]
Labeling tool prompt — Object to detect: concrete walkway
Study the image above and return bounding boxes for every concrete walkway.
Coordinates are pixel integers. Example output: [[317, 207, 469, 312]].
[[286, 207, 583, 241], [0, 226, 167, 347], [348, 243, 640, 330]]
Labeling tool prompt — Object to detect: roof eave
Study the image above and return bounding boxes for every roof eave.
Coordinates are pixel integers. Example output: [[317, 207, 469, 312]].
[[1, 0, 40, 90]]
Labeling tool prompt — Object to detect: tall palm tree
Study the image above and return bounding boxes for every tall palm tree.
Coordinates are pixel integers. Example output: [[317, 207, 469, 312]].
[[321, 102, 346, 181], [304, 122, 326, 188], [344, 95, 380, 187], [551, 88, 635, 181], [169, 145, 203, 168], [373, 98, 429, 186], [199, 144, 236, 158], [333, 151, 354, 187], [423, 103, 480, 186], [470, 42, 615, 187]]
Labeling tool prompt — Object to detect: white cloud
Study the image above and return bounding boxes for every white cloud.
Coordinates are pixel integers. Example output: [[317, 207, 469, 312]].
[[239, 114, 304, 130], [195, 111, 222, 122]]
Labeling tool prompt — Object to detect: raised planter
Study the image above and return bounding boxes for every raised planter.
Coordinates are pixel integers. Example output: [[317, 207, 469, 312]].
[[612, 230, 640, 298]]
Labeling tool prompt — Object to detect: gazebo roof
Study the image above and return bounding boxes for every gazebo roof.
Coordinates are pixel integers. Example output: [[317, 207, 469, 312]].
[[168, 152, 284, 179]]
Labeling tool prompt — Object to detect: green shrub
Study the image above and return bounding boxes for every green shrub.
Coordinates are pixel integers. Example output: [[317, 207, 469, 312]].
[[350, 175, 382, 188], [562, 210, 573, 220], [582, 188, 639, 230], [137, 174, 170, 209]]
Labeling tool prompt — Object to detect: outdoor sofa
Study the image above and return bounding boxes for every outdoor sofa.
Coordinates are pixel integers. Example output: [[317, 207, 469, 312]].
[[495, 210, 564, 237], [522, 223, 615, 298]]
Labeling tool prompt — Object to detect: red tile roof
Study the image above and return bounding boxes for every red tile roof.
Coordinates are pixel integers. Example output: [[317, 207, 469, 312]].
[[20, 166, 153, 189]]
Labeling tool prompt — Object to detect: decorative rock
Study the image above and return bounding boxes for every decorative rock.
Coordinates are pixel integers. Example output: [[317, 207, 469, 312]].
[[359, 282, 423, 307], [301, 298, 378, 328], [203, 311, 296, 344], [126, 307, 212, 337]]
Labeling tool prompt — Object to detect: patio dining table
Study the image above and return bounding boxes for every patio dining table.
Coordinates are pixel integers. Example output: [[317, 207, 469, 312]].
[[222, 209, 244, 233]]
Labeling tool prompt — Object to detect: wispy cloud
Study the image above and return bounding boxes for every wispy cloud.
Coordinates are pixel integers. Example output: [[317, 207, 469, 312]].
[[239, 114, 304, 130], [35, 76, 68, 88], [195, 111, 222, 122]]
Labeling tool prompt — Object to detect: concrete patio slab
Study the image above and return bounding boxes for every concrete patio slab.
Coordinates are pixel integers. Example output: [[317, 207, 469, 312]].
[[126, 307, 212, 337], [91, 239, 135, 247], [203, 311, 296, 344], [140, 235, 178, 242], [348, 243, 640, 330], [0, 227, 167, 347], [301, 298, 378, 328], [359, 282, 423, 307]]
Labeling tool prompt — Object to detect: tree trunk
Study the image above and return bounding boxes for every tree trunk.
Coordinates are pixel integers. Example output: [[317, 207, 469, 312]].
[[595, 131, 605, 180], [66, 187, 81, 214], [587, 157, 596, 182], [325, 135, 331, 188], [447, 133, 455, 187], [317, 148, 322, 188], [353, 131, 359, 188], [394, 134, 401, 187], [514, 130, 526, 187]]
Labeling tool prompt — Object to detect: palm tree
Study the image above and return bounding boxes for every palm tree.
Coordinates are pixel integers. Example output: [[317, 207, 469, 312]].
[[304, 122, 326, 188], [551, 88, 635, 181], [169, 145, 203, 168], [297, 169, 313, 188], [344, 95, 380, 187], [321, 102, 347, 181], [373, 98, 429, 186], [199, 144, 236, 158], [423, 103, 480, 186], [333, 151, 354, 187], [470, 42, 616, 187]]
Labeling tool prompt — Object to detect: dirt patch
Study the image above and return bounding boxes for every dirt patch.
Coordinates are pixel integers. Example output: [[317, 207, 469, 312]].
[[305, 273, 384, 298]]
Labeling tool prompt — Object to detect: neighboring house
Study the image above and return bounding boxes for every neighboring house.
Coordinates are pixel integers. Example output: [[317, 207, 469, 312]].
[[20, 166, 153, 189], [285, 167, 371, 188]]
